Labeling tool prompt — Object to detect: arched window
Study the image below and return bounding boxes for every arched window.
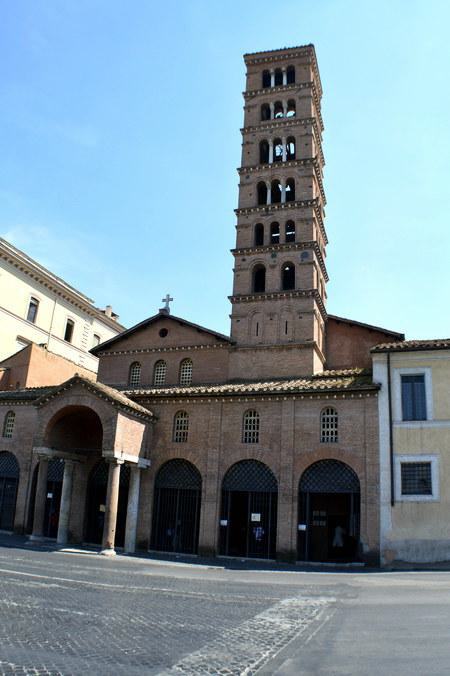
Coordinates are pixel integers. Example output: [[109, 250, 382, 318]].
[[271, 180, 282, 204], [285, 178, 295, 202], [26, 297, 39, 324], [173, 411, 189, 443], [286, 99, 296, 118], [261, 103, 271, 121], [153, 360, 167, 386], [257, 182, 268, 206], [2, 411, 15, 439], [285, 221, 295, 243], [320, 407, 338, 443], [286, 137, 296, 160], [128, 362, 141, 387], [262, 70, 271, 88], [254, 223, 264, 246], [282, 263, 295, 290], [274, 101, 284, 119], [270, 222, 280, 244], [242, 410, 260, 444], [179, 358, 193, 386], [259, 140, 269, 164], [286, 65, 295, 84], [274, 68, 283, 86], [252, 265, 266, 293], [273, 138, 283, 162]]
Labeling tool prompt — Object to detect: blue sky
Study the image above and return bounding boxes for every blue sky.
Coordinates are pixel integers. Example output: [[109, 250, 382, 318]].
[[1, 1, 449, 338]]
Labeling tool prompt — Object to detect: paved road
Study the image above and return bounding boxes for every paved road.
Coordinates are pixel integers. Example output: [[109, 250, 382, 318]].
[[0, 539, 449, 675]]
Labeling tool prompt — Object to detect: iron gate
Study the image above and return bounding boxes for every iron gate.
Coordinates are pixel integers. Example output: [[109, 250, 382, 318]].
[[219, 460, 278, 559], [151, 459, 202, 554], [0, 452, 19, 531]]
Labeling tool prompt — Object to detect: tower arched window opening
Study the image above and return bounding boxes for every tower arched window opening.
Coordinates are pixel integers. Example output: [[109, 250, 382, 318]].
[[286, 99, 296, 117], [254, 223, 264, 246], [286, 137, 296, 160], [286, 66, 295, 84], [285, 178, 295, 202], [274, 69, 283, 86], [270, 222, 280, 244], [285, 221, 295, 243], [320, 408, 338, 443], [153, 360, 167, 386], [2, 411, 15, 439], [261, 104, 271, 121], [271, 180, 282, 204], [242, 410, 260, 444], [273, 138, 283, 163], [252, 265, 266, 293], [173, 411, 189, 443], [257, 182, 268, 206], [259, 140, 270, 164], [128, 361, 141, 387], [274, 101, 284, 119], [262, 70, 271, 88], [282, 263, 295, 290], [179, 359, 193, 386]]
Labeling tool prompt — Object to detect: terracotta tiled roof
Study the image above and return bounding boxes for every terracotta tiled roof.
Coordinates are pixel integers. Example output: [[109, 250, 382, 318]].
[[328, 314, 404, 339], [0, 386, 53, 402], [372, 339, 450, 353], [124, 368, 377, 398]]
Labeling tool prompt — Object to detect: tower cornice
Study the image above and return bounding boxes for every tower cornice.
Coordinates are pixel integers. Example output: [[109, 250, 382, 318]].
[[229, 288, 327, 320], [243, 82, 323, 132], [231, 241, 329, 282], [235, 198, 328, 246]]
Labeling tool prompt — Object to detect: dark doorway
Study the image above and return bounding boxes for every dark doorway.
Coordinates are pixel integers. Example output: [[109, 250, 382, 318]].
[[0, 452, 19, 531], [298, 460, 360, 562], [151, 459, 202, 554], [219, 460, 277, 559], [27, 459, 64, 538], [85, 461, 130, 547]]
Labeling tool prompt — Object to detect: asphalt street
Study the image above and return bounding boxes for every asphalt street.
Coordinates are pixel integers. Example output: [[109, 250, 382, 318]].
[[0, 537, 449, 675]]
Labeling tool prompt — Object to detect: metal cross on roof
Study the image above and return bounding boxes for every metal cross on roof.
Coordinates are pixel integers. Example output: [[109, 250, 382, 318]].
[[161, 294, 173, 312]]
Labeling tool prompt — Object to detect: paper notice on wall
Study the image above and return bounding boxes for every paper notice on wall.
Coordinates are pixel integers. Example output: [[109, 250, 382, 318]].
[[251, 513, 261, 522], [99, 505, 106, 513], [220, 519, 228, 526], [298, 524, 307, 531], [46, 493, 53, 499]]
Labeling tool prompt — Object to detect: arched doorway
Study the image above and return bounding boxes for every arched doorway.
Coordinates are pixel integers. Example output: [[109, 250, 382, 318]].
[[0, 452, 19, 531], [298, 460, 360, 562], [85, 461, 130, 547], [219, 460, 277, 559], [150, 459, 201, 554], [27, 459, 64, 538]]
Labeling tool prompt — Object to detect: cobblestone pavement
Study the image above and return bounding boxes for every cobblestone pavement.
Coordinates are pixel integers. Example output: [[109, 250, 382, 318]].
[[0, 539, 340, 675]]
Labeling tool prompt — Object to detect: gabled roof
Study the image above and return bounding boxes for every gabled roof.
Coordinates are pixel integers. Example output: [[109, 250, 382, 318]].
[[372, 338, 450, 354], [91, 310, 233, 355], [328, 314, 404, 339], [34, 375, 154, 421]]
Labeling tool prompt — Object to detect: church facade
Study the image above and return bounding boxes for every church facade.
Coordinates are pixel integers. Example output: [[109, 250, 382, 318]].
[[0, 45, 402, 564]]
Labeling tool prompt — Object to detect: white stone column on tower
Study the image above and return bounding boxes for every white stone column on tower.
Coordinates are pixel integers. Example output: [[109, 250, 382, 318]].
[[282, 137, 287, 162], [266, 181, 271, 205], [268, 139, 274, 164], [100, 458, 123, 556], [56, 459, 76, 545], [282, 68, 287, 86], [124, 465, 141, 554], [270, 69, 275, 87], [281, 180, 287, 204], [283, 100, 288, 117], [269, 101, 274, 120]]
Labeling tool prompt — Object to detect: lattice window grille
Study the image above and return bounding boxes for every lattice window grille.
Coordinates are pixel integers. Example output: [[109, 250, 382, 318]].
[[173, 411, 189, 443], [0, 452, 19, 479], [129, 362, 141, 387], [401, 462, 432, 495], [242, 410, 260, 444], [2, 411, 15, 439], [153, 360, 167, 386], [320, 407, 338, 443], [179, 359, 193, 386], [300, 460, 360, 494], [156, 459, 201, 490], [222, 460, 277, 492]]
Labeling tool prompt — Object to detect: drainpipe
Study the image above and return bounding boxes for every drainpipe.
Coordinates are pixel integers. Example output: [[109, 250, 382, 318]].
[[387, 352, 395, 506]]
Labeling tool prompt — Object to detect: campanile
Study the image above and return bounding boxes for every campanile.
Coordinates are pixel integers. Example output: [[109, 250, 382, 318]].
[[229, 45, 328, 379]]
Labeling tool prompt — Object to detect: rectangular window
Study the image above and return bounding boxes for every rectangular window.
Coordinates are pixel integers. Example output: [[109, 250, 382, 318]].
[[92, 334, 101, 347], [401, 462, 432, 496], [26, 297, 39, 323], [401, 374, 426, 421], [64, 319, 75, 343]]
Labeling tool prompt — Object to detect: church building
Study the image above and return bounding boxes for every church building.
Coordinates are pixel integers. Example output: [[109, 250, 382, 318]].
[[0, 45, 402, 564]]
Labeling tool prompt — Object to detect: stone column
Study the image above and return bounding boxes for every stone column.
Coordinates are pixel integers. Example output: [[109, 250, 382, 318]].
[[282, 68, 287, 86], [124, 465, 141, 554], [266, 182, 271, 205], [281, 181, 287, 204], [282, 137, 287, 162], [29, 456, 49, 541], [56, 460, 75, 545], [268, 139, 274, 164], [283, 101, 288, 117], [269, 101, 274, 119], [100, 459, 123, 556], [270, 69, 275, 87]]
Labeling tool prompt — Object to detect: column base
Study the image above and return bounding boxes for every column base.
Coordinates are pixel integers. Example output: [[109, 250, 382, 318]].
[[99, 547, 116, 557]]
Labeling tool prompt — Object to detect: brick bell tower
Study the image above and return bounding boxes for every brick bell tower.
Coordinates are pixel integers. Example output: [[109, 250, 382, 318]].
[[228, 45, 328, 379]]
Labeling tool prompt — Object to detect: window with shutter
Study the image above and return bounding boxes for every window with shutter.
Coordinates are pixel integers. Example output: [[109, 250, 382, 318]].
[[401, 375, 426, 421]]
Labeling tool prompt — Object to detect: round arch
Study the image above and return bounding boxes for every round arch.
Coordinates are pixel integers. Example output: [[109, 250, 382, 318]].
[[298, 459, 360, 563], [0, 451, 19, 531], [219, 460, 277, 559], [150, 459, 202, 555], [44, 406, 103, 454]]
